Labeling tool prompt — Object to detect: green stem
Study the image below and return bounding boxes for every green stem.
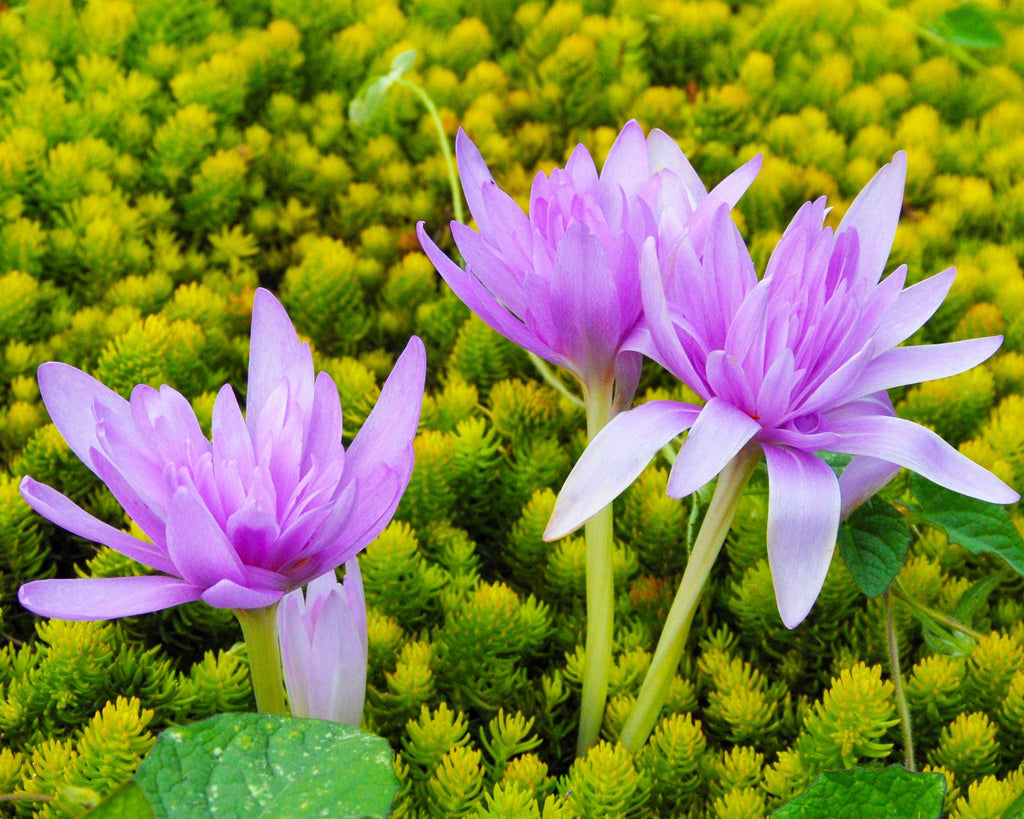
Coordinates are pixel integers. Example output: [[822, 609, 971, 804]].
[[885, 590, 915, 770], [576, 379, 616, 756], [890, 581, 985, 640], [234, 604, 287, 716], [620, 446, 760, 753], [397, 78, 465, 225], [529, 353, 585, 408]]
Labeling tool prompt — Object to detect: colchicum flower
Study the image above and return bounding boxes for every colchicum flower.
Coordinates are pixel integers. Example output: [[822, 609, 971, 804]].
[[278, 559, 367, 726], [19, 288, 426, 621], [417, 119, 761, 403], [546, 151, 1019, 629]]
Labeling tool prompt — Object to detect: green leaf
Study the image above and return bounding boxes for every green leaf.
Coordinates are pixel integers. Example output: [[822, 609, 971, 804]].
[[952, 569, 1008, 628], [133, 713, 398, 819], [87, 783, 155, 818], [772, 766, 946, 819], [837, 497, 911, 597], [348, 49, 418, 126], [932, 3, 1003, 48], [910, 475, 1024, 578]]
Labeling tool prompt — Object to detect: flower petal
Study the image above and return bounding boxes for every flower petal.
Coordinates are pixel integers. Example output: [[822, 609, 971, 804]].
[[762, 445, 842, 628], [828, 414, 1019, 504], [852, 336, 1003, 396], [837, 151, 906, 285], [19, 576, 201, 621], [666, 398, 761, 498], [201, 579, 285, 609], [37, 361, 127, 471], [247, 288, 315, 430], [20, 477, 176, 574], [545, 400, 701, 540], [874, 267, 957, 349], [600, 120, 649, 198], [343, 336, 425, 485], [838, 455, 901, 519], [165, 487, 246, 589]]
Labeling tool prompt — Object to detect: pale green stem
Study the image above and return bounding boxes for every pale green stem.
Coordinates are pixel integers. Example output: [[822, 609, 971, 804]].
[[576, 379, 616, 756], [885, 590, 915, 770], [890, 581, 985, 640], [620, 446, 761, 753], [396, 78, 465, 225], [529, 352, 585, 408], [234, 604, 287, 716]]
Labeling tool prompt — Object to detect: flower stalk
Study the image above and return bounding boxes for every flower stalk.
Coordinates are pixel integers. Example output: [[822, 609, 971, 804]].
[[885, 589, 915, 770], [576, 378, 616, 755], [620, 445, 760, 753], [235, 604, 287, 716]]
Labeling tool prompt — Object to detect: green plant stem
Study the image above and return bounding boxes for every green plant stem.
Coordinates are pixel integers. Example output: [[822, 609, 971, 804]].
[[885, 590, 915, 770], [234, 604, 287, 716], [529, 353, 585, 408], [890, 581, 985, 640], [576, 379, 616, 756], [620, 446, 761, 753], [397, 78, 465, 225]]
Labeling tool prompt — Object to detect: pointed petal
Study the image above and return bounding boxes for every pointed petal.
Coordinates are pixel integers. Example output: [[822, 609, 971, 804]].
[[451, 222, 528, 317], [600, 120, 649, 198], [837, 151, 906, 285], [612, 351, 643, 414], [456, 128, 501, 234], [20, 477, 176, 574], [37, 362, 127, 471], [165, 488, 245, 589], [648, 128, 705, 205], [343, 336, 425, 484], [247, 288, 314, 429], [828, 415, 1019, 504], [874, 267, 957, 349], [418, 223, 558, 360], [666, 398, 761, 497], [19, 576, 201, 621], [545, 400, 701, 540], [852, 337, 1002, 396], [762, 445, 841, 628]]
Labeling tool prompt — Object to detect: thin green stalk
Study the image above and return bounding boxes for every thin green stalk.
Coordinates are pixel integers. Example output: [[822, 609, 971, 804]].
[[890, 581, 985, 640], [576, 379, 616, 756], [397, 78, 465, 225], [885, 590, 915, 770], [529, 352, 585, 408], [234, 603, 287, 716], [620, 446, 761, 753]]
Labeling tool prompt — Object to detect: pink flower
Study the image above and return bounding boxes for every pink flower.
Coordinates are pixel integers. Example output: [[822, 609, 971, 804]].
[[19, 289, 425, 620], [546, 152, 1019, 627], [417, 120, 760, 399], [277, 560, 367, 726]]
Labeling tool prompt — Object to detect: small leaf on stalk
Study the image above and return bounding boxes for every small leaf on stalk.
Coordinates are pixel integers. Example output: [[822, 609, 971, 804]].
[[133, 713, 398, 818], [932, 3, 1004, 48], [349, 49, 418, 126], [837, 497, 911, 597], [910, 475, 1024, 578], [772, 766, 945, 818]]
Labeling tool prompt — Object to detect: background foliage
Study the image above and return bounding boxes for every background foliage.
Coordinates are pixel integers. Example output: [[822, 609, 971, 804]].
[[0, 0, 1023, 816]]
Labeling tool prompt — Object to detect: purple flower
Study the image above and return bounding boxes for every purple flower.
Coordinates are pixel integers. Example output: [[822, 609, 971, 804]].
[[277, 559, 366, 725], [19, 289, 425, 620], [546, 152, 1019, 627], [417, 120, 760, 399]]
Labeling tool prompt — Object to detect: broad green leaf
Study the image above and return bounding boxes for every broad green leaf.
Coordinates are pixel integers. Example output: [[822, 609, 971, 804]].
[[932, 3, 1003, 48], [772, 766, 946, 819], [910, 475, 1024, 578], [1003, 786, 1024, 819], [837, 497, 911, 597], [348, 49, 418, 126], [133, 713, 398, 819], [87, 783, 155, 818]]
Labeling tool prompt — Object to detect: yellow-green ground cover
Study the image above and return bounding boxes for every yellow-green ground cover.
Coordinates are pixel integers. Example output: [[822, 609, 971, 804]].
[[1, 0, 1023, 815]]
